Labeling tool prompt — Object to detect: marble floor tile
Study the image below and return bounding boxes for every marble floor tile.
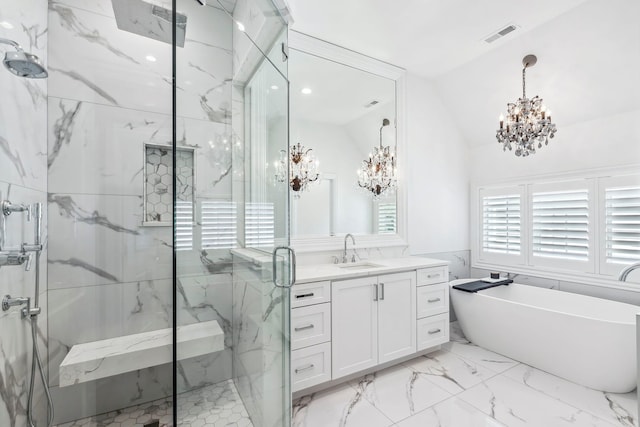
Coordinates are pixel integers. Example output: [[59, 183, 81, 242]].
[[54, 379, 251, 427], [292, 383, 394, 427], [458, 375, 617, 427], [403, 349, 500, 394], [442, 341, 520, 374], [349, 364, 453, 423], [504, 364, 637, 427], [395, 397, 507, 427]]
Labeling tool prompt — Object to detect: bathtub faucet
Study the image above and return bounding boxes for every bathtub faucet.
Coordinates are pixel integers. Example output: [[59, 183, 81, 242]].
[[618, 261, 640, 281]]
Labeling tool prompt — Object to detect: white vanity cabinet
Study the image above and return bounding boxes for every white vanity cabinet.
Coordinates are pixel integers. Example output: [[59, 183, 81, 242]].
[[416, 266, 450, 350], [291, 281, 332, 392], [332, 271, 416, 379]]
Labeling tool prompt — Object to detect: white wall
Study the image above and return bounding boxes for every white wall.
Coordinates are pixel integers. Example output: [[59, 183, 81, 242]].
[[469, 109, 640, 183], [406, 73, 470, 255]]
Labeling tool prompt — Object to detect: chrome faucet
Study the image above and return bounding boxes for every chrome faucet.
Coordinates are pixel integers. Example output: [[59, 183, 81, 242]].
[[342, 233, 356, 263], [618, 261, 640, 282]]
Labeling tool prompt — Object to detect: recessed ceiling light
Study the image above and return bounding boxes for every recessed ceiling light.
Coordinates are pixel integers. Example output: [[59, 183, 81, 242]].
[[237, 22, 245, 32], [0, 21, 14, 29], [145, 55, 157, 62], [271, 85, 279, 90], [301, 88, 312, 95]]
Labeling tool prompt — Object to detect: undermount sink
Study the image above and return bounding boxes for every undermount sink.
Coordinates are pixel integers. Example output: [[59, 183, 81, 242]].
[[337, 262, 383, 270]]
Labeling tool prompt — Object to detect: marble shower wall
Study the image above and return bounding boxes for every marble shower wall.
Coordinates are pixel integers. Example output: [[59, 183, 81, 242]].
[[0, 1, 49, 427], [46, 0, 234, 423]]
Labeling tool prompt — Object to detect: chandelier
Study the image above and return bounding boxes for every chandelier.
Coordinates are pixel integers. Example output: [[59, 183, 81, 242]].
[[496, 54, 557, 157], [357, 118, 396, 197], [275, 142, 319, 194]]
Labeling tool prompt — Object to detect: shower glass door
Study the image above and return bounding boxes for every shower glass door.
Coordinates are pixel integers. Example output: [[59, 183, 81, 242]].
[[174, 0, 290, 426]]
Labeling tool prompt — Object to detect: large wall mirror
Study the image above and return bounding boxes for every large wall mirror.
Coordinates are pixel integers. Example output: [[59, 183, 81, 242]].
[[288, 31, 407, 251]]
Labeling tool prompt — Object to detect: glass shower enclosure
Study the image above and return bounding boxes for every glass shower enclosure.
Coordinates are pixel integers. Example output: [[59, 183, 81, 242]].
[[0, 0, 291, 426]]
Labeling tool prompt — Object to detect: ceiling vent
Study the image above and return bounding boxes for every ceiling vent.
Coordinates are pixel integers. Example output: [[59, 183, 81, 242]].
[[484, 24, 518, 44]]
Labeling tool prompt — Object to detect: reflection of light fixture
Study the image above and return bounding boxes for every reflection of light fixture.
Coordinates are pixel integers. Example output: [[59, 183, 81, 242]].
[[301, 87, 312, 95], [145, 55, 157, 62], [275, 142, 319, 194], [496, 54, 557, 157], [357, 118, 396, 197]]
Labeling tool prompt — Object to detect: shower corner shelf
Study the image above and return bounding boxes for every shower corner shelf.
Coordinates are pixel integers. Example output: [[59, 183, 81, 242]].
[[58, 320, 224, 387]]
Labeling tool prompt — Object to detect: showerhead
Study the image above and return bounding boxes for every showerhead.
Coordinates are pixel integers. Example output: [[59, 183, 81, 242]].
[[0, 38, 48, 79]]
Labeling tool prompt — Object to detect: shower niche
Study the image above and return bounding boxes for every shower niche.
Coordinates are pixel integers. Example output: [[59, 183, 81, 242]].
[[143, 143, 195, 226]]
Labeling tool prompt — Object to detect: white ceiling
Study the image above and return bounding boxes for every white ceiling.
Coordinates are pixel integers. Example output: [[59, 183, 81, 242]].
[[289, 49, 395, 125], [287, 0, 640, 147]]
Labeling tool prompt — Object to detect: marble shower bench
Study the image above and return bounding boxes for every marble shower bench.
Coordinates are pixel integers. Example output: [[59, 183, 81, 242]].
[[59, 320, 224, 386]]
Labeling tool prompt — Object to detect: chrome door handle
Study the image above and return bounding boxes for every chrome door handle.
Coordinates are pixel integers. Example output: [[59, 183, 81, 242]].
[[272, 246, 296, 289], [427, 273, 440, 278], [428, 328, 441, 335], [294, 324, 314, 332], [379, 283, 385, 301], [373, 284, 378, 301], [428, 298, 441, 303]]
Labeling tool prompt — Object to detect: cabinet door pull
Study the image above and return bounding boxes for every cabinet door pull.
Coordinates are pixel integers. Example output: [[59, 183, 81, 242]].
[[295, 292, 314, 299], [379, 283, 385, 301], [373, 284, 378, 301], [427, 298, 441, 303], [427, 273, 440, 278], [428, 328, 441, 335], [294, 364, 315, 374], [294, 324, 314, 332]]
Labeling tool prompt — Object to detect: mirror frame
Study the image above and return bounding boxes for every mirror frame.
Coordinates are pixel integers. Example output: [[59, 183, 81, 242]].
[[288, 30, 408, 252]]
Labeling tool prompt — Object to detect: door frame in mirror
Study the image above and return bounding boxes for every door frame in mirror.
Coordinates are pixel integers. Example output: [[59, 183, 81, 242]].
[[288, 30, 408, 252]]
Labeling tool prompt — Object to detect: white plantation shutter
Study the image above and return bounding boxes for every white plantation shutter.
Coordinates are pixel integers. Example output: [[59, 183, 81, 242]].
[[482, 194, 521, 255], [377, 203, 397, 234], [201, 201, 237, 249], [532, 189, 590, 262], [245, 202, 275, 248], [604, 186, 640, 265], [175, 201, 194, 251]]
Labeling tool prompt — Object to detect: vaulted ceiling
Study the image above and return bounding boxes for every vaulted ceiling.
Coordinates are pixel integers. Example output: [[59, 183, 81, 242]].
[[288, 0, 640, 147]]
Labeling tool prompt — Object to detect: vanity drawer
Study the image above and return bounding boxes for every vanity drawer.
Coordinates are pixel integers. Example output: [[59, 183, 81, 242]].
[[292, 303, 331, 350], [417, 266, 448, 286], [417, 313, 449, 351], [291, 342, 331, 392], [292, 281, 331, 308], [416, 283, 449, 318]]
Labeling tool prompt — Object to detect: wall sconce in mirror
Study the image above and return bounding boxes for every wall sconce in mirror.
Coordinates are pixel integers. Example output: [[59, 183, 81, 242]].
[[496, 54, 557, 157], [275, 142, 320, 195], [357, 118, 396, 198]]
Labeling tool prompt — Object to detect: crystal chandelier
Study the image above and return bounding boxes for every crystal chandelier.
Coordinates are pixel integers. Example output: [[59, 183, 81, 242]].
[[274, 142, 319, 194], [357, 118, 396, 197], [496, 54, 557, 157]]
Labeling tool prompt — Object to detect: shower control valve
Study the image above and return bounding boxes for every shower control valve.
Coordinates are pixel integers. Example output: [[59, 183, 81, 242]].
[[0, 251, 32, 270]]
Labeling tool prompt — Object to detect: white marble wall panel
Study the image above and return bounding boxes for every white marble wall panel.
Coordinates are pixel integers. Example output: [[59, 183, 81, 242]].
[[48, 194, 173, 289], [48, 2, 232, 123], [0, 184, 49, 427], [0, 0, 48, 193]]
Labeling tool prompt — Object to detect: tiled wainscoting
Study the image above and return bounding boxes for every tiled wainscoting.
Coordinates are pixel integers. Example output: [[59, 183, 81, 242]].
[[293, 322, 638, 427]]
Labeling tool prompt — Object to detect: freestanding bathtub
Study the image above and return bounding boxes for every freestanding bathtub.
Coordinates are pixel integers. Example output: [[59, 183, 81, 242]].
[[450, 278, 639, 393]]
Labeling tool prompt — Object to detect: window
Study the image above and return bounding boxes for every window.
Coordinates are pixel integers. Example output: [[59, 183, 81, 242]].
[[474, 172, 640, 281], [600, 174, 640, 275], [201, 201, 237, 250], [376, 202, 397, 234], [245, 202, 275, 248], [531, 189, 590, 262], [478, 187, 524, 264], [175, 200, 194, 251]]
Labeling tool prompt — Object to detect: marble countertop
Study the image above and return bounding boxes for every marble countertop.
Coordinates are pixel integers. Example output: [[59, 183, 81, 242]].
[[295, 256, 449, 284]]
